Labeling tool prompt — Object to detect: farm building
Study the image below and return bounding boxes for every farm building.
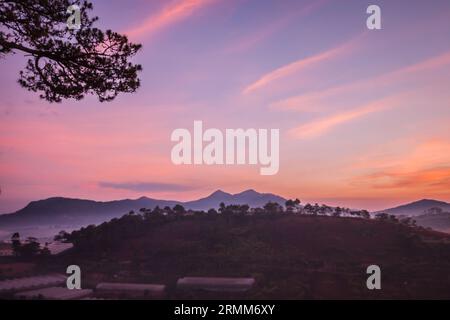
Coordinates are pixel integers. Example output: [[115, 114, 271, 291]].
[[0, 274, 66, 295], [176, 277, 255, 292], [96, 282, 166, 299], [15, 286, 93, 300]]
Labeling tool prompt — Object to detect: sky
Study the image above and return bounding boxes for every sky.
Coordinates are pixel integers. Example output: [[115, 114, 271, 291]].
[[1, 0, 450, 212]]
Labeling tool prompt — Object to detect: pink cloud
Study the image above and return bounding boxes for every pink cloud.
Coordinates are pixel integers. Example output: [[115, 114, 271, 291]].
[[242, 33, 365, 95], [288, 94, 403, 139], [272, 50, 450, 111], [125, 0, 215, 39]]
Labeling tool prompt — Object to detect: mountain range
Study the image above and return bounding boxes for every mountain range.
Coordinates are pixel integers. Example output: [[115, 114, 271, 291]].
[[0, 189, 286, 229], [1, 191, 450, 239]]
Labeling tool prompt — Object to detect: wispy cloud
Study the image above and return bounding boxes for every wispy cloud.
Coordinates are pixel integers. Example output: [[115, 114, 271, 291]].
[[224, 16, 290, 55], [242, 33, 365, 95], [289, 95, 400, 139], [125, 0, 214, 39], [224, 0, 328, 54], [98, 181, 196, 192], [272, 50, 450, 111]]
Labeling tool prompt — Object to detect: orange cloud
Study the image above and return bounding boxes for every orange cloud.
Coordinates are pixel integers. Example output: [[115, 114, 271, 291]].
[[354, 138, 450, 173], [242, 33, 365, 94], [125, 0, 214, 39], [348, 138, 450, 199], [362, 167, 450, 190], [273, 50, 450, 111]]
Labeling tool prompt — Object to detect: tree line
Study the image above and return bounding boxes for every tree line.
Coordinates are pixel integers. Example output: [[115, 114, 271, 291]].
[[6, 199, 418, 257]]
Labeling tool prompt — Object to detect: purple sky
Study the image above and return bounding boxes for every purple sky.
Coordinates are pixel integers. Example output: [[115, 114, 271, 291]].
[[1, 0, 450, 212]]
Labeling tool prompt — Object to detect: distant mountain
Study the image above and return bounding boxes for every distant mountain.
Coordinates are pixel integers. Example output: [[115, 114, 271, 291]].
[[0, 189, 287, 230], [184, 189, 286, 211], [378, 199, 450, 217], [0, 196, 179, 229], [414, 211, 450, 233]]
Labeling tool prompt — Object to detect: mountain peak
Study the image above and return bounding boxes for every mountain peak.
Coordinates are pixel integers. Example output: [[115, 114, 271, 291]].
[[209, 189, 231, 197], [415, 199, 448, 204], [236, 189, 258, 195], [182, 189, 286, 211]]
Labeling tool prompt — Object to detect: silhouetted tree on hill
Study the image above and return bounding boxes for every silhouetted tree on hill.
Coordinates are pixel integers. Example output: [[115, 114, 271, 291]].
[[207, 208, 218, 215], [303, 203, 313, 214], [285, 198, 301, 213], [173, 204, 186, 215], [10, 235, 45, 258], [360, 210, 370, 219], [263, 201, 283, 214], [239, 204, 250, 215], [11, 232, 21, 257], [333, 207, 342, 217], [19, 237, 41, 258], [219, 202, 226, 214]]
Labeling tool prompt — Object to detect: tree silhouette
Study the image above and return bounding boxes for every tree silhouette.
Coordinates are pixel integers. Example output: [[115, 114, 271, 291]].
[[285, 199, 295, 213], [303, 203, 313, 214], [21, 237, 41, 257], [263, 201, 282, 213], [285, 199, 300, 213], [173, 204, 186, 215], [11, 232, 21, 256], [219, 202, 226, 214], [207, 208, 218, 215], [0, 0, 142, 102], [239, 204, 250, 215], [333, 206, 342, 217], [360, 210, 370, 219]]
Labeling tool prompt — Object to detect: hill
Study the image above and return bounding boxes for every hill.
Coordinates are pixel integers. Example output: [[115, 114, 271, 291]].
[[43, 213, 450, 299], [378, 199, 450, 216], [414, 211, 450, 233]]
